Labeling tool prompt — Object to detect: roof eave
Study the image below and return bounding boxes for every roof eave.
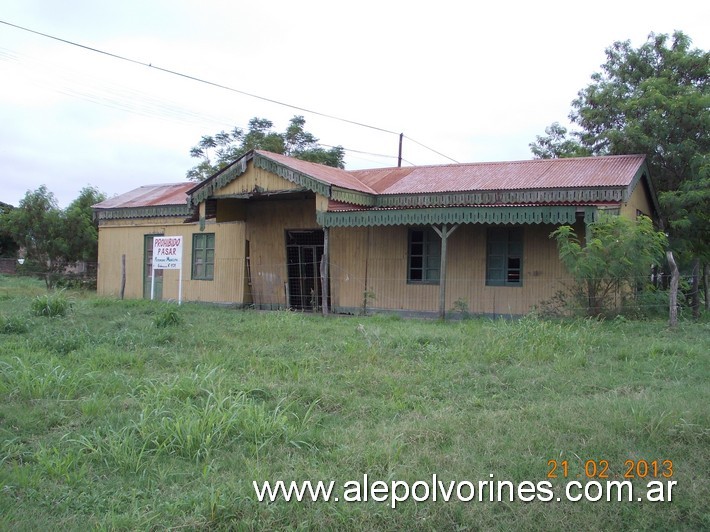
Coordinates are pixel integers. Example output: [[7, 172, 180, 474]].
[[624, 159, 661, 219]]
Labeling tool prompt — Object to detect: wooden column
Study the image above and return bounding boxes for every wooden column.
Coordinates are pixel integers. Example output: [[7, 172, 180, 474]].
[[320, 227, 330, 316], [432, 224, 458, 319], [120, 254, 126, 299]]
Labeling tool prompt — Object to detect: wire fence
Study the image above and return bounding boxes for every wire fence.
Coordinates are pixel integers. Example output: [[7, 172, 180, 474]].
[[8, 256, 699, 318], [159, 257, 704, 317]]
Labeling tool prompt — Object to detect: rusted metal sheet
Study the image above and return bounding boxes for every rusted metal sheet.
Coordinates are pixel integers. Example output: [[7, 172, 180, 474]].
[[93, 183, 194, 209], [354, 155, 647, 194], [95, 153, 647, 212]]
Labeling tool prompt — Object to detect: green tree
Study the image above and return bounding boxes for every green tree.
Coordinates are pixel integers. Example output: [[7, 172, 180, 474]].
[[531, 31, 709, 317], [529, 122, 591, 159], [531, 31, 708, 195], [570, 32, 708, 197], [551, 215, 668, 317], [187, 115, 345, 181], [1, 186, 106, 287], [0, 201, 20, 258], [2, 186, 67, 287], [64, 186, 106, 263], [659, 154, 710, 313]]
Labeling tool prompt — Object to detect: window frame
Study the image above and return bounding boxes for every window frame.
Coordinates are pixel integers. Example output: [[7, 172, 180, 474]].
[[191, 232, 215, 281], [486, 227, 523, 287], [407, 227, 441, 284]]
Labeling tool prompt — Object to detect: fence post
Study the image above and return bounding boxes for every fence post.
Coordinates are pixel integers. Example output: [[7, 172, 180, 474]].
[[120, 254, 126, 300], [321, 227, 330, 316]]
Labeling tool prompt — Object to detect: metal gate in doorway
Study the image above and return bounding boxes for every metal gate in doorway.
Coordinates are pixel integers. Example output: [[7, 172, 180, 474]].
[[285, 230, 328, 311]]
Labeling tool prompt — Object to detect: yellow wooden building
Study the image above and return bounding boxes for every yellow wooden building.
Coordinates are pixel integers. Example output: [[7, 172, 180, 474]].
[[93, 150, 659, 317]]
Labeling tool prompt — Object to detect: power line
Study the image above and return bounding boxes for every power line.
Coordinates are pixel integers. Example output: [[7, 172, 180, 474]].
[[0, 18, 460, 165], [2, 45, 408, 165], [319, 144, 417, 167], [404, 135, 459, 164], [0, 19, 398, 134]]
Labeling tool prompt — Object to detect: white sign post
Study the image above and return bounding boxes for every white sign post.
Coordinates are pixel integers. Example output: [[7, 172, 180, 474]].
[[151, 236, 184, 304]]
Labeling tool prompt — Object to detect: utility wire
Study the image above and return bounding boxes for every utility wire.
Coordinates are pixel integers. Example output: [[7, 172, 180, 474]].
[[404, 135, 459, 164], [2, 44, 409, 165], [0, 19, 397, 133], [0, 18, 459, 165]]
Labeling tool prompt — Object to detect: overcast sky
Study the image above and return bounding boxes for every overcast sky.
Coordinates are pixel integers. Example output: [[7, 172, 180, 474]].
[[1, 0, 708, 208]]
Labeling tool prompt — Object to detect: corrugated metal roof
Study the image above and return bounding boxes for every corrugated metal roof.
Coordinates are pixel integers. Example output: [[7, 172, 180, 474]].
[[95, 154, 648, 211], [351, 155, 647, 194], [93, 183, 193, 209], [254, 150, 377, 194]]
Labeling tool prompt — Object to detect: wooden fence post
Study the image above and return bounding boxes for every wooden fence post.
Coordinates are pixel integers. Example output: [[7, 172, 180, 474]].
[[667, 251, 679, 327], [120, 254, 126, 300], [321, 227, 330, 316]]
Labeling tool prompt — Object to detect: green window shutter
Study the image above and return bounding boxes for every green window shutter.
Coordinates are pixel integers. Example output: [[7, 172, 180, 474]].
[[486, 229, 506, 286], [192, 233, 215, 280], [408, 227, 441, 284], [486, 228, 523, 286]]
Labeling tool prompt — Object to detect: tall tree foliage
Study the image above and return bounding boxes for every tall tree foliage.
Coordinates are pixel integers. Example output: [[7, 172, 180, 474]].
[[530, 31, 709, 317], [529, 122, 591, 159], [0, 186, 106, 287], [2, 186, 66, 286], [531, 31, 708, 195], [570, 32, 708, 197], [187, 115, 345, 181], [64, 186, 107, 263], [0, 201, 19, 258]]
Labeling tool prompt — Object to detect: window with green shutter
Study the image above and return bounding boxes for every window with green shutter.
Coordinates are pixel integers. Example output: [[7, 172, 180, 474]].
[[408, 227, 441, 284], [192, 233, 215, 280], [486, 228, 523, 286]]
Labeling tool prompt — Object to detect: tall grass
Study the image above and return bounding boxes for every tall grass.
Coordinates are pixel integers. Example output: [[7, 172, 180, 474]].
[[0, 276, 707, 530], [30, 291, 72, 317]]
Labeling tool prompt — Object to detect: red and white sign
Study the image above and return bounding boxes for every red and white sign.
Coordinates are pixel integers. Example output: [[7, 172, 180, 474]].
[[153, 236, 183, 270]]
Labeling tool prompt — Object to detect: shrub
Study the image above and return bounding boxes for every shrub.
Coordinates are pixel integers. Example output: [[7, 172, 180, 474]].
[[0, 314, 29, 334], [551, 214, 667, 317], [30, 292, 72, 317], [451, 298, 470, 319], [55, 275, 97, 291], [153, 306, 183, 328]]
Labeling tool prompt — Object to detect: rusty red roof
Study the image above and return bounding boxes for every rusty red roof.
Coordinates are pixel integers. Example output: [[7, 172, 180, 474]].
[[93, 182, 193, 209], [96, 153, 649, 212], [351, 155, 647, 194], [254, 150, 377, 194]]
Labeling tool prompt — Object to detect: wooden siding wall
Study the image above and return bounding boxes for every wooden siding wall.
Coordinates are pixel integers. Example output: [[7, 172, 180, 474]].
[[97, 218, 246, 304], [329, 223, 575, 316], [216, 199, 247, 222], [245, 196, 319, 308], [215, 166, 302, 197], [620, 180, 653, 219]]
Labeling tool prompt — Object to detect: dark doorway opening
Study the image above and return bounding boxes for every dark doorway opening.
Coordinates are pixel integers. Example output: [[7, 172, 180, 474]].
[[286, 230, 328, 311]]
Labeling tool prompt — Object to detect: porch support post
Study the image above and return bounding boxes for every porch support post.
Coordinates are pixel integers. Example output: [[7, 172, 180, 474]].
[[432, 224, 458, 319], [321, 226, 330, 316]]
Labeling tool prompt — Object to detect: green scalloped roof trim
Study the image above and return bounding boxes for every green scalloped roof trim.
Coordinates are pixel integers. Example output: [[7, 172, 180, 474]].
[[624, 164, 660, 216], [189, 158, 248, 206], [331, 187, 376, 206], [375, 188, 624, 208], [253, 154, 331, 198], [317, 205, 591, 228], [96, 205, 192, 221]]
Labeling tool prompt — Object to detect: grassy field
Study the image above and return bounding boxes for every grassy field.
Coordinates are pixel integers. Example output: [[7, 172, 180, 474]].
[[0, 275, 708, 530]]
